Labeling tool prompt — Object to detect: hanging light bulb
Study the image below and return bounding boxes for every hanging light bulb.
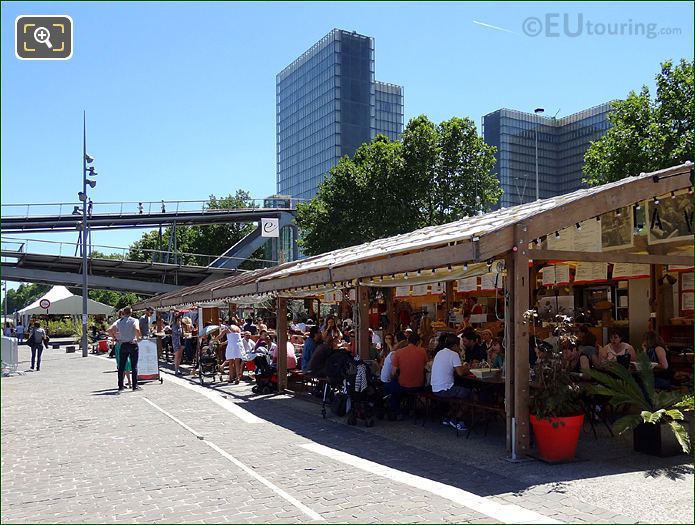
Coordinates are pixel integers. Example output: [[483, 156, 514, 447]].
[[447, 264, 453, 272], [616, 208, 621, 216], [431, 268, 436, 274], [575, 222, 581, 231], [555, 231, 560, 239], [671, 191, 676, 199], [463, 263, 468, 271], [416, 269, 422, 276], [653, 196, 660, 206], [404, 272, 409, 280], [596, 216, 601, 222], [635, 202, 641, 211]]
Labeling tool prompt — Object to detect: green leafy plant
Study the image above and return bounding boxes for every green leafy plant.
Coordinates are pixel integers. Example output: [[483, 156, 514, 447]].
[[588, 351, 693, 453], [527, 312, 582, 421]]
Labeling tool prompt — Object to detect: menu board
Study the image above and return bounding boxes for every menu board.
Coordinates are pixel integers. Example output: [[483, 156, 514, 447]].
[[323, 291, 344, 303], [555, 264, 571, 284], [456, 277, 478, 292], [411, 284, 429, 296], [682, 292, 694, 311], [681, 272, 694, 292], [542, 266, 556, 286], [480, 272, 501, 290], [430, 282, 445, 295], [647, 192, 694, 245], [612, 263, 650, 280], [574, 262, 608, 283], [395, 286, 411, 297], [547, 220, 601, 252], [601, 206, 634, 251]]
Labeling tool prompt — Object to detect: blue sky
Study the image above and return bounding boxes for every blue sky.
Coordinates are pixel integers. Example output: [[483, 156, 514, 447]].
[[2, 1, 693, 277]]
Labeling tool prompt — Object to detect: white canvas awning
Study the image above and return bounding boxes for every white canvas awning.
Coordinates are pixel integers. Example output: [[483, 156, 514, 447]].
[[18, 286, 114, 316]]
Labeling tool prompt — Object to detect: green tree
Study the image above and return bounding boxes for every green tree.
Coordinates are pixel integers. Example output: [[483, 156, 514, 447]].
[[128, 190, 265, 268], [1, 283, 51, 314], [296, 116, 500, 256], [583, 59, 694, 186]]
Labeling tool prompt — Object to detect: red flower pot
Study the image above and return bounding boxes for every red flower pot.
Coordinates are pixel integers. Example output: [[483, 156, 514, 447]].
[[530, 414, 584, 462]]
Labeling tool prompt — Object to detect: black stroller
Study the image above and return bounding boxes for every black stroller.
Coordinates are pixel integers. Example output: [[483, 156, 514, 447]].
[[250, 346, 278, 395], [344, 358, 379, 427], [198, 345, 218, 386]]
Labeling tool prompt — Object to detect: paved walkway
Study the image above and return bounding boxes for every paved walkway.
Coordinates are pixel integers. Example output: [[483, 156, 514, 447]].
[[1, 343, 692, 524]]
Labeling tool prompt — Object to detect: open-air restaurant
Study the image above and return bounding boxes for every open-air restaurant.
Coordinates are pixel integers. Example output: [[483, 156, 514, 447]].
[[133, 162, 694, 461]]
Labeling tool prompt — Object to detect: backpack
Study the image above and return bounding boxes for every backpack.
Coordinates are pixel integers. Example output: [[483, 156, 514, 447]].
[[325, 351, 353, 387]]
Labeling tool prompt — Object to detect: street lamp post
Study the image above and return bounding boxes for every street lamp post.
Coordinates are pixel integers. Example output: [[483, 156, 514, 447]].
[[80, 112, 97, 357], [534, 107, 544, 201]]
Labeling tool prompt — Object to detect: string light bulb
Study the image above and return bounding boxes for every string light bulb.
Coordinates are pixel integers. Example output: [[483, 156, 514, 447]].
[[635, 202, 641, 211], [575, 222, 581, 231], [653, 196, 660, 206], [404, 272, 409, 280], [447, 264, 453, 272], [463, 263, 468, 271], [671, 191, 676, 199], [555, 231, 560, 239], [615, 208, 621, 216]]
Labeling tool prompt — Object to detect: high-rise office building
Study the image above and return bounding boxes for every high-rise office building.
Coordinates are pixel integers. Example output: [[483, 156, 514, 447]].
[[276, 29, 404, 200], [482, 103, 612, 208]]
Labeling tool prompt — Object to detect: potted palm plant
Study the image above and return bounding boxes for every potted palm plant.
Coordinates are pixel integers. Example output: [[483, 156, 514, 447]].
[[527, 312, 584, 462], [589, 351, 693, 457]]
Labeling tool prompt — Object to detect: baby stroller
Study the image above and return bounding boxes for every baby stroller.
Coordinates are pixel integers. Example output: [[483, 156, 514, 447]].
[[250, 346, 278, 395], [344, 357, 379, 427], [198, 345, 218, 386]]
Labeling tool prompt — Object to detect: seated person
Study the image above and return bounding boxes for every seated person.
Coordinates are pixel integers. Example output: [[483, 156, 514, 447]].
[[459, 327, 487, 366], [301, 326, 321, 371], [598, 330, 636, 368], [431, 334, 471, 399], [576, 324, 599, 367], [487, 338, 505, 370], [307, 335, 340, 377], [640, 331, 671, 389], [387, 333, 428, 419], [270, 337, 298, 370], [563, 340, 591, 373]]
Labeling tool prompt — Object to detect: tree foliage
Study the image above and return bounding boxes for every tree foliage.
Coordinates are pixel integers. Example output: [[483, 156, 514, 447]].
[[583, 59, 694, 186], [295, 116, 500, 255]]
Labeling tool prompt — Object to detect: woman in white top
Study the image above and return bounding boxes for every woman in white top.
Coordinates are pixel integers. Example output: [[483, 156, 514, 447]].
[[223, 324, 244, 384], [598, 330, 636, 368]]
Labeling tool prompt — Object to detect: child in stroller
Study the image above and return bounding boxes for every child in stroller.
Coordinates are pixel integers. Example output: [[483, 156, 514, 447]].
[[197, 342, 218, 386], [250, 343, 278, 394]]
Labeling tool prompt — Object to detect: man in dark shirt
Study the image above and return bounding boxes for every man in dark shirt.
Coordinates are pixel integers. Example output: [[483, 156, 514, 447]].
[[460, 328, 487, 364], [301, 326, 321, 371], [243, 318, 258, 336], [308, 336, 340, 377]]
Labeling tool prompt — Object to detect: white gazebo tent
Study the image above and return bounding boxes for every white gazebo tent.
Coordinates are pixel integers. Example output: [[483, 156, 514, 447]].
[[18, 286, 114, 318]]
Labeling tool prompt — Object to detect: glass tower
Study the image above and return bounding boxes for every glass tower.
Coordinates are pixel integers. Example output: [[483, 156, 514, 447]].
[[277, 29, 404, 200], [482, 103, 612, 208]]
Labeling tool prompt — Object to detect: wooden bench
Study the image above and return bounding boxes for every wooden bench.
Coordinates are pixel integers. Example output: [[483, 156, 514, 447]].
[[416, 391, 504, 438]]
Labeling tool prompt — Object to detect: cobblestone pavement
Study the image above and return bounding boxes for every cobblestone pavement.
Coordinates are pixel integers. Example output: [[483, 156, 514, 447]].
[[1, 344, 692, 524]]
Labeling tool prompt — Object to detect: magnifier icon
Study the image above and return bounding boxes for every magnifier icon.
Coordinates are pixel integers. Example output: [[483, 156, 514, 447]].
[[33, 26, 53, 49]]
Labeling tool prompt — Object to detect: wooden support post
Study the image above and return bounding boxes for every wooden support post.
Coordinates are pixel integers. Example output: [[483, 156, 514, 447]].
[[385, 287, 395, 333], [651, 264, 662, 333], [277, 297, 288, 391], [503, 253, 515, 453], [513, 224, 531, 454], [357, 285, 370, 360]]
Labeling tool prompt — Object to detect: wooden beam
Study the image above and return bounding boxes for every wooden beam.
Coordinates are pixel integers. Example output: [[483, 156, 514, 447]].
[[276, 297, 288, 391], [529, 249, 692, 266], [331, 243, 476, 282], [512, 223, 531, 454], [256, 269, 332, 294], [523, 169, 691, 241], [503, 252, 515, 454], [357, 285, 370, 361]]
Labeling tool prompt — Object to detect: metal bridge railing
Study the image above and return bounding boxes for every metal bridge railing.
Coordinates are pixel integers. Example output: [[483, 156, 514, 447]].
[[0, 236, 278, 266], [0, 197, 306, 219]]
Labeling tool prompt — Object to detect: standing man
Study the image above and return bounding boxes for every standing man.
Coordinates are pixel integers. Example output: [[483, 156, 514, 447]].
[[28, 321, 47, 371], [109, 306, 142, 391], [139, 308, 153, 339], [15, 321, 25, 344]]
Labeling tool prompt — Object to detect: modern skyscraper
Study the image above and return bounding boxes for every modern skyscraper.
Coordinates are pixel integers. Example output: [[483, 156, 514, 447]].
[[482, 103, 612, 208], [276, 29, 404, 200]]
